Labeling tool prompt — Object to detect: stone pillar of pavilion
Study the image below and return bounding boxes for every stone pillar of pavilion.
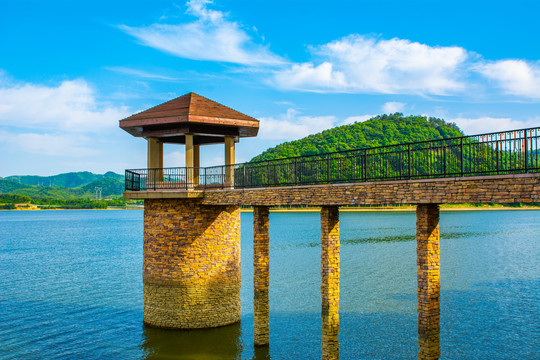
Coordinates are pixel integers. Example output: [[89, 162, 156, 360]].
[[119, 93, 259, 329], [147, 138, 163, 182]]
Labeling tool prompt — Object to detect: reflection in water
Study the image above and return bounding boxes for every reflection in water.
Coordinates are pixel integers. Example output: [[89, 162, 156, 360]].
[[253, 345, 270, 360], [322, 307, 339, 360], [343, 234, 414, 245], [289, 230, 492, 249], [418, 315, 440, 360], [141, 322, 243, 360]]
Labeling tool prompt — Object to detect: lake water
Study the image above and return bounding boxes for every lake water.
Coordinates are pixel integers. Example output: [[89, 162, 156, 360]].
[[0, 209, 538, 359]]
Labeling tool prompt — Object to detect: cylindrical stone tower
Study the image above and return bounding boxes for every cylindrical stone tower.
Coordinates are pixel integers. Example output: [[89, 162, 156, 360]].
[[120, 92, 259, 329], [143, 198, 241, 328]]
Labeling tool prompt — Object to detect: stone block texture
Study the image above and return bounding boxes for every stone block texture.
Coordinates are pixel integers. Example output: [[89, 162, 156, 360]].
[[143, 198, 241, 329], [416, 204, 441, 360], [321, 206, 340, 360], [200, 173, 539, 206], [253, 206, 270, 346]]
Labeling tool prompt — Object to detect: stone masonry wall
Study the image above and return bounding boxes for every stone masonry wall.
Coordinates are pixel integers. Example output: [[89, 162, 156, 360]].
[[143, 198, 241, 329], [416, 204, 441, 360], [200, 173, 540, 206]]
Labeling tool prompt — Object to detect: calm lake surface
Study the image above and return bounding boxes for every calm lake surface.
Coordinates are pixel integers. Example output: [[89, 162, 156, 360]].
[[0, 209, 538, 359]]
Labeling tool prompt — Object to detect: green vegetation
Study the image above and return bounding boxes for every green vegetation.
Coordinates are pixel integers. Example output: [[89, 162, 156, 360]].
[[251, 114, 463, 162], [0, 172, 139, 210], [0, 193, 141, 210], [0, 194, 33, 204], [5, 171, 123, 188], [0, 178, 30, 193], [0, 176, 124, 200]]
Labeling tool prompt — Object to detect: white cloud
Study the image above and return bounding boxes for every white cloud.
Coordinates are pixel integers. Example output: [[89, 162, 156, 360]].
[[105, 66, 183, 81], [382, 102, 406, 114], [258, 109, 336, 141], [450, 116, 539, 135], [273, 62, 347, 92], [273, 35, 468, 95], [0, 78, 130, 132], [164, 150, 185, 167], [120, 0, 283, 65], [478, 59, 540, 99]]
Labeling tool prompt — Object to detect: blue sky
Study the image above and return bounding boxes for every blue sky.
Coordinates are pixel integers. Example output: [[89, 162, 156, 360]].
[[1, 0, 539, 177]]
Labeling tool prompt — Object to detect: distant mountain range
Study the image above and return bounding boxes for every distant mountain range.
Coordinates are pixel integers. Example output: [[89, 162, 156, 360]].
[[0, 172, 125, 199], [5, 171, 123, 188]]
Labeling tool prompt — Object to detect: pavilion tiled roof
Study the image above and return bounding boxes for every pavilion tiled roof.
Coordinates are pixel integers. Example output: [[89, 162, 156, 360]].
[[120, 92, 259, 144]]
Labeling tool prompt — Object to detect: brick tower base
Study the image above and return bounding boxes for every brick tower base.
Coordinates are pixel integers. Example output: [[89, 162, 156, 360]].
[[143, 199, 241, 329]]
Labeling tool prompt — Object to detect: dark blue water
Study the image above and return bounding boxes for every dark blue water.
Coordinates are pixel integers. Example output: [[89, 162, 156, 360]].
[[0, 209, 538, 359]]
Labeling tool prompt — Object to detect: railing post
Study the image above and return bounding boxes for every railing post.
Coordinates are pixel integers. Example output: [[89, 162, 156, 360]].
[[363, 151, 368, 181], [524, 130, 529, 172], [267, 162, 270, 187], [326, 154, 331, 184], [460, 137, 464, 177], [294, 158, 298, 186], [408, 144, 411, 180], [443, 142, 447, 176], [496, 141, 499, 175]]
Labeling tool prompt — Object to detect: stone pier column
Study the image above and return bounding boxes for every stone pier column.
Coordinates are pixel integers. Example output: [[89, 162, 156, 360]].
[[321, 206, 340, 360], [253, 206, 270, 346], [143, 198, 241, 329], [416, 204, 441, 360]]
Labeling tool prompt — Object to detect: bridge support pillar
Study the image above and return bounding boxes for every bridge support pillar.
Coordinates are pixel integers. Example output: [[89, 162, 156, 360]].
[[253, 206, 270, 346], [321, 206, 340, 360], [416, 204, 441, 360], [142, 198, 241, 329]]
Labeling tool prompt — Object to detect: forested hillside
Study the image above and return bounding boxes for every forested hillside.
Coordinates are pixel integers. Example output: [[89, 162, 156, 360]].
[[250, 114, 463, 162], [5, 171, 123, 188], [0, 175, 124, 199]]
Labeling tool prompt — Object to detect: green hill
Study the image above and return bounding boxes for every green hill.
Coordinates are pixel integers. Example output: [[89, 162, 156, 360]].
[[5, 171, 124, 188], [0, 178, 32, 193], [0, 175, 125, 199], [250, 113, 463, 162], [80, 178, 125, 197]]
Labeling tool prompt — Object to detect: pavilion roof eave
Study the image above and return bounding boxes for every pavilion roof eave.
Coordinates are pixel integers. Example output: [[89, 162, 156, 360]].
[[119, 114, 259, 129], [152, 134, 237, 145]]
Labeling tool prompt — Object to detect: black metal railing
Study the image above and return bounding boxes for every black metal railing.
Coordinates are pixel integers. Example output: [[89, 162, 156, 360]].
[[125, 127, 540, 191]]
